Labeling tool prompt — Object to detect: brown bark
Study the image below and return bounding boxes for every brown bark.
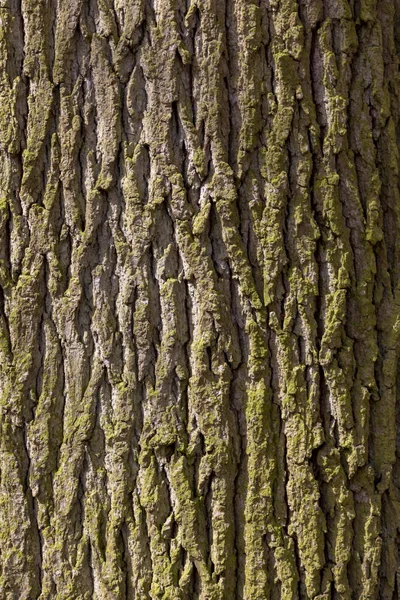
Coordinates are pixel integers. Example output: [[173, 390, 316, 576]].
[[1, 0, 400, 598]]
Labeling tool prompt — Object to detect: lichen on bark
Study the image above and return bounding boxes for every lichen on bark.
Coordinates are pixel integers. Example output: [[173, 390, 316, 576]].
[[1, 0, 400, 598]]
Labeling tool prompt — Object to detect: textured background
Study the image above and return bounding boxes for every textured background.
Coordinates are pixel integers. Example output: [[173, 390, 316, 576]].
[[1, 0, 400, 598]]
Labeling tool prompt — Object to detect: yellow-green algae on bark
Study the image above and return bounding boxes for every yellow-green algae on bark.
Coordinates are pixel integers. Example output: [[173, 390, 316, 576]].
[[1, 0, 400, 598]]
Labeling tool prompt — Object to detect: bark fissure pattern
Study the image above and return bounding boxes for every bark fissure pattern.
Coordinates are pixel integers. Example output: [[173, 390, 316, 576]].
[[1, 0, 400, 598]]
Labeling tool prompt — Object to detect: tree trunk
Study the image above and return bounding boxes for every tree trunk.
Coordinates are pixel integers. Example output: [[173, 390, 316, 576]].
[[1, 0, 400, 598]]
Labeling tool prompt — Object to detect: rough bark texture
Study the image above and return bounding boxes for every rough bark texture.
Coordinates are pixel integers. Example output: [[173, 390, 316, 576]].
[[1, 0, 400, 598]]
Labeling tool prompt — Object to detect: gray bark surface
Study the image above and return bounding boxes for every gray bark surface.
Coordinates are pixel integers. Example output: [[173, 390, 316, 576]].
[[1, 0, 400, 598]]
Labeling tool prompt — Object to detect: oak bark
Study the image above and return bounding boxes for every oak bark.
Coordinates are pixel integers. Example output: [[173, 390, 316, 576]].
[[1, 0, 400, 598]]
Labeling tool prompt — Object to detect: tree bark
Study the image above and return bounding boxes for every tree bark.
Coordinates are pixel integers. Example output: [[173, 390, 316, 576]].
[[1, 0, 400, 598]]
